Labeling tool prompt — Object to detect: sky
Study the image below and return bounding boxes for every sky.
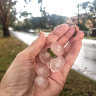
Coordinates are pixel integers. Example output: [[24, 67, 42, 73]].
[[15, 0, 94, 19]]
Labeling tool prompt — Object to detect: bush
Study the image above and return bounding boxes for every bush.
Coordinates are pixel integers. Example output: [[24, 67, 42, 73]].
[[13, 23, 29, 32], [77, 23, 89, 31]]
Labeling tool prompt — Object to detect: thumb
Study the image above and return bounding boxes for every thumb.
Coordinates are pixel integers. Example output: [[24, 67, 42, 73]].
[[26, 32, 46, 60]]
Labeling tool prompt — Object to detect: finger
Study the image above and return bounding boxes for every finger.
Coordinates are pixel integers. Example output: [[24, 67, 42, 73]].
[[46, 24, 69, 45], [62, 31, 84, 81], [26, 32, 46, 60], [58, 25, 79, 46], [63, 30, 84, 57], [62, 41, 82, 81], [70, 31, 84, 43]]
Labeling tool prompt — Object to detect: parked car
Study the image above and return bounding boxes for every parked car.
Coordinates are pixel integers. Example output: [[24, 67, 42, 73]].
[[29, 29, 35, 33], [9, 27, 13, 31]]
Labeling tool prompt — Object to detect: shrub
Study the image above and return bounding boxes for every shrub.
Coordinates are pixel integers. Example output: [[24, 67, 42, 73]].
[[77, 23, 89, 31]]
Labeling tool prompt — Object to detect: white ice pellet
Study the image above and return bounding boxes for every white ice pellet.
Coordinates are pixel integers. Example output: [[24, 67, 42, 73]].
[[36, 63, 50, 77], [34, 76, 48, 89], [39, 48, 51, 64], [50, 56, 65, 72], [51, 42, 64, 56]]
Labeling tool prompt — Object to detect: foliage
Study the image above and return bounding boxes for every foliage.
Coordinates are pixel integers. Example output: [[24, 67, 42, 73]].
[[77, 23, 89, 31], [31, 17, 46, 29], [13, 14, 67, 31], [24, 0, 31, 3], [80, 0, 96, 28], [13, 21, 30, 31], [20, 11, 32, 18], [38, 0, 42, 4], [0, 0, 42, 37], [0, 0, 66, 33], [80, 1, 90, 12], [10, 12, 17, 27], [48, 14, 66, 29]]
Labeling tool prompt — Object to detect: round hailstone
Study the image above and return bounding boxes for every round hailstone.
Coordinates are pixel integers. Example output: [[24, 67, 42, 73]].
[[36, 63, 50, 77], [39, 48, 51, 64], [34, 76, 48, 89], [50, 56, 65, 72], [51, 42, 64, 56]]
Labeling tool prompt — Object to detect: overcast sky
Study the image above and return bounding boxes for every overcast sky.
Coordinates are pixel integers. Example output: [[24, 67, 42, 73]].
[[15, 0, 93, 19]]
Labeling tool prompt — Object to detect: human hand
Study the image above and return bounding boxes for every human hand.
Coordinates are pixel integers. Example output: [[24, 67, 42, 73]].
[[0, 24, 84, 96]]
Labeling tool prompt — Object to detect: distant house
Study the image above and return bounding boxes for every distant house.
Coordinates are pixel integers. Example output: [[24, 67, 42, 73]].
[[66, 14, 96, 36], [66, 14, 93, 28]]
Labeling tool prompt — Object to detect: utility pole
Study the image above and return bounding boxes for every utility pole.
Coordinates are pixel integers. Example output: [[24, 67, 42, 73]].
[[77, 4, 80, 25]]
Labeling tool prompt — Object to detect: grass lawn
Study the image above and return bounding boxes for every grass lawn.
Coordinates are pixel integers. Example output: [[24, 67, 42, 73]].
[[60, 70, 96, 96], [0, 31, 96, 96], [0, 31, 27, 81], [85, 37, 96, 40]]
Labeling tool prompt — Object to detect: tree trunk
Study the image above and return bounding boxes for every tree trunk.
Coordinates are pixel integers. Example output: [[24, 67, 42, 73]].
[[2, 24, 10, 37]]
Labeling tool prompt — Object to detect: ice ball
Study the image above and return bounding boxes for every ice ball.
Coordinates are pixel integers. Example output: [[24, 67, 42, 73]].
[[51, 42, 64, 56], [36, 63, 50, 77], [50, 56, 65, 72], [34, 76, 48, 89]]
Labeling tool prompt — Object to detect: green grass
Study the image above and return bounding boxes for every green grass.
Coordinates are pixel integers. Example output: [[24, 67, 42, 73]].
[[0, 31, 27, 81], [60, 70, 96, 96], [0, 31, 96, 96], [85, 37, 96, 40]]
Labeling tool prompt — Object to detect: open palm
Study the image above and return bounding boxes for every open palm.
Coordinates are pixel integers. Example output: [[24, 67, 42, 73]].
[[0, 24, 84, 96]]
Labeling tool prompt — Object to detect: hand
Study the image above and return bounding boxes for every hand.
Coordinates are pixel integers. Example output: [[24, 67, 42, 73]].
[[0, 24, 84, 96]]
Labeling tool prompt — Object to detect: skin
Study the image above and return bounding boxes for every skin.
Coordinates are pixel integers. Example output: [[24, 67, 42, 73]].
[[0, 24, 84, 96]]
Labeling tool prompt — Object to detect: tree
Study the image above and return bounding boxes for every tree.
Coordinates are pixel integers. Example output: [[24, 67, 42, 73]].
[[0, 0, 18, 37], [77, 23, 89, 31], [0, 0, 12, 37], [0, 0, 42, 37], [80, 0, 96, 28], [48, 14, 67, 29], [39, 5, 67, 29], [31, 17, 46, 29], [89, 0, 96, 28]]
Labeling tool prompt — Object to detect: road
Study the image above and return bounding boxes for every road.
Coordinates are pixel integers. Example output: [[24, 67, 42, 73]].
[[11, 31, 96, 80], [73, 39, 96, 80]]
